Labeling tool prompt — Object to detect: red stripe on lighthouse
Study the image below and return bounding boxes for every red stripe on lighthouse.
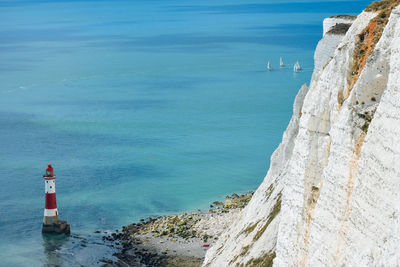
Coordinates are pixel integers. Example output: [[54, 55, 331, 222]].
[[45, 193, 57, 209]]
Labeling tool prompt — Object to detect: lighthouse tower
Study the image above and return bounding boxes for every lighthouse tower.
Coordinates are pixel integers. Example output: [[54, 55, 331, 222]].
[[43, 164, 58, 224], [42, 164, 70, 234]]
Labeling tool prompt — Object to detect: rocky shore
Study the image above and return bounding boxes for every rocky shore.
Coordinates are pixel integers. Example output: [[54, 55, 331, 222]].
[[101, 192, 253, 266]]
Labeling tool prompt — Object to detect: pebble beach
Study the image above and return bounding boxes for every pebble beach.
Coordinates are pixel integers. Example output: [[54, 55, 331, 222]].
[[102, 192, 253, 266]]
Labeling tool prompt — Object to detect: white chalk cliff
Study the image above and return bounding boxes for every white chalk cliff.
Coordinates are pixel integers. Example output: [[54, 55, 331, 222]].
[[204, 3, 400, 266]]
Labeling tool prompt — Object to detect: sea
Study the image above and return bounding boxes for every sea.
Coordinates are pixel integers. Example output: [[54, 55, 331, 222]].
[[0, 0, 370, 265]]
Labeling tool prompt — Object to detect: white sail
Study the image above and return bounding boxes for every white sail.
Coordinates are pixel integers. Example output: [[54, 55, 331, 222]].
[[280, 57, 284, 67], [267, 61, 273, 71], [294, 61, 301, 72]]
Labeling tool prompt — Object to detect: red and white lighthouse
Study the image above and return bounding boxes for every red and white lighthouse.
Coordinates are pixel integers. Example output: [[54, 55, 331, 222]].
[[42, 164, 70, 234], [43, 164, 59, 224]]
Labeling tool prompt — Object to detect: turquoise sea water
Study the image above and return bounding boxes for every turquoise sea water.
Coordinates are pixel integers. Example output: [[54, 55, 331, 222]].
[[0, 0, 370, 265]]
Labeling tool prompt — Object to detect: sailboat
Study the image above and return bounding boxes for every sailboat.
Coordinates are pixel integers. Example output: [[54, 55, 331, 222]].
[[294, 61, 301, 72], [267, 61, 273, 71], [280, 57, 285, 68]]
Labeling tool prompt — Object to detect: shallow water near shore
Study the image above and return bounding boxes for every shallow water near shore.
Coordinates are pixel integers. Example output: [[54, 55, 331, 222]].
[[0, 0, 370, 265]]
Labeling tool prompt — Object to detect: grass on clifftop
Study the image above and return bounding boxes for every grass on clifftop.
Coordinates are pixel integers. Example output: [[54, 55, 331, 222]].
[[330, 14, 357, 19], [327, 23, 352, 35], [365, 0, 400, 12]]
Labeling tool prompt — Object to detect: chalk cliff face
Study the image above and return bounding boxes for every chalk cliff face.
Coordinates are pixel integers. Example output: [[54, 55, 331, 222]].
[[204, 3, 400, 266], [313, 16, 356, 75]]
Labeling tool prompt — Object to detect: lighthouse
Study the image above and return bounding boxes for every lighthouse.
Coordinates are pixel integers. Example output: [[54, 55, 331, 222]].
[[42, 164, 70, 234]]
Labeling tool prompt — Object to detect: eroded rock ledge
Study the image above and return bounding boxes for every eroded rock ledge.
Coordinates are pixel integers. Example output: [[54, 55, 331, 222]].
[[103, 192, 253, 267]]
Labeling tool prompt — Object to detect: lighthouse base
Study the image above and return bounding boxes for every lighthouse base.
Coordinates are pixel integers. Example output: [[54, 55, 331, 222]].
[[42, 220, 70, 234]]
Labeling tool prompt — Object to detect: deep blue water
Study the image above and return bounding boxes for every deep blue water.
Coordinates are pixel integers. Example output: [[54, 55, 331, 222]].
[[0, 0, 370, 265]]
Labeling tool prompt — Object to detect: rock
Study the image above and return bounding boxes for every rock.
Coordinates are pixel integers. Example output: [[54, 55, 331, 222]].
[[42, 220, 70, 235], [212, 201, 223, 207], [99, 258, 113, 264]]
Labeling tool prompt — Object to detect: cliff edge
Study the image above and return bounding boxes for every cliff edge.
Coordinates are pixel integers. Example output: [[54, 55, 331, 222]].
[[203, 1, 400, 266]]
